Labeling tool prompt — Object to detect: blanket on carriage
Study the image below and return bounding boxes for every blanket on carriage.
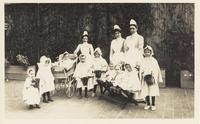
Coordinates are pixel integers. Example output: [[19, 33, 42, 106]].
[[52, 53, 77, 73]]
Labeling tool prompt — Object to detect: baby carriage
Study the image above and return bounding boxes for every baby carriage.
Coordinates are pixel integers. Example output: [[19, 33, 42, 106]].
[[51, 52, 78, 98]]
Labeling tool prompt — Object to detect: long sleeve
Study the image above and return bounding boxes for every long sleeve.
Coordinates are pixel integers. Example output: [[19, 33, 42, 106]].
[[89, 44, 94, 57], [74, 44, 80, 55], [138, 36, 144, 52], [121, 40, 125, 53], [109, 41, 114, 62]]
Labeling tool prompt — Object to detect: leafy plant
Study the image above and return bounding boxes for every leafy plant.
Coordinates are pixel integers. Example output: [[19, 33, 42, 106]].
[[16, 54, 30, 67]]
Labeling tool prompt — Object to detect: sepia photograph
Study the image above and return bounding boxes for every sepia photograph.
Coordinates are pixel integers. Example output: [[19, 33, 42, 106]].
[[4, 2, 195, 120]]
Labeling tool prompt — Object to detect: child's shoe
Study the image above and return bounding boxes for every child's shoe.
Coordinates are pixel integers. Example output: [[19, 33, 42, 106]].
[[144, 105, 151, 110], [35, 104, 40, 109], [151, 106, 156, 111], [91, 93, 96, 97], [43, 99, 49, 103], [29, 105, 33, 109]]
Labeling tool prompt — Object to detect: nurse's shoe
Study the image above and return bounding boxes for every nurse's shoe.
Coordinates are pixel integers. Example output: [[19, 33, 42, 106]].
[[151, 106, 156, 111], [144, 105, 151, 110]]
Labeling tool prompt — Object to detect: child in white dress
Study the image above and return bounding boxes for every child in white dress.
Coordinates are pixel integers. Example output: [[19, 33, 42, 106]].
[[73, 54, 93, 99], [121, 63, 141, 92], [140, 45, 163, 111], [36, 56, 55, 103], [22, 68, 40, 109], [92, 47, 108, 97]]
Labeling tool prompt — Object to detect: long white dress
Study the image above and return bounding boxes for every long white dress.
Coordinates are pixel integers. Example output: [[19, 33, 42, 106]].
[[140, 57, 163, 97], [123, 32, 144, 67], [36, 61, 55, 95], [73, 62, 94, 89], [110, 37, 125, 65], [22, 77, 40, 105]]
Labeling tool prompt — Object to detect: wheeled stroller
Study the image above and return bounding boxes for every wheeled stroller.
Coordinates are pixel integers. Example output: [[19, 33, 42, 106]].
[[51, 53, 78, 97]]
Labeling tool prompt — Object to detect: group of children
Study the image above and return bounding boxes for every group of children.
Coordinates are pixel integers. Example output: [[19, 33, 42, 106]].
[[73, 45, 163, 111], [22, 45, 162, 111]]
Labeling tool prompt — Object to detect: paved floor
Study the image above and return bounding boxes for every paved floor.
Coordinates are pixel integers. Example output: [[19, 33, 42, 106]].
[[5, 80, 194, 119]]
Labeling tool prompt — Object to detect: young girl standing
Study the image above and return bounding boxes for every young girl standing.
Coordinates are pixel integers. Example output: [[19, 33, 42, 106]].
[[23, 68, 40, 109], [37, 56, 55, 103], [140, 45, 163, 111]]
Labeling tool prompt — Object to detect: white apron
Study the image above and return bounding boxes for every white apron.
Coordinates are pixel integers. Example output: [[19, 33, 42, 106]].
[[36, 63, 55, 94]]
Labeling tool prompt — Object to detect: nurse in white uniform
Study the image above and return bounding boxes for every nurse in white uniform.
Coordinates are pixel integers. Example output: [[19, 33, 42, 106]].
[[123, 19, 144, 68], [110, 25, 125, 65], [74, 30, 94, 64]]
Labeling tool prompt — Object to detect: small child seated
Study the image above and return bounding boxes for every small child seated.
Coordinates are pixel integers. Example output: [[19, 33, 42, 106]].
[[103, 62, 117, 82], [92, 47, 108, 97], [120, 63, 141, 92], [73, 54, 93, 99], [112, 64, 124, 87], [57, 51, 77, 70], [22, 68, 40, 109]]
